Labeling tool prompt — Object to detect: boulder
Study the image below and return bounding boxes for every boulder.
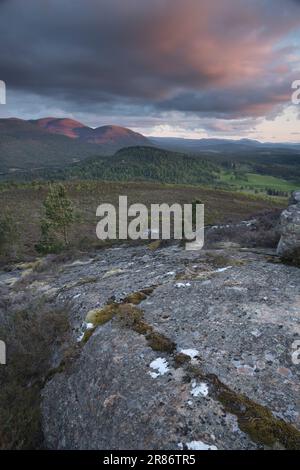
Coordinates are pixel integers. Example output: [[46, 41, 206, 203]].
[[277, 190, 300, 261], [289, 190, 300, 205]]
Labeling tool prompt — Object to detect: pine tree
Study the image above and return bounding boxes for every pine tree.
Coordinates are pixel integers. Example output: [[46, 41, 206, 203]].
[[36, 184, 75, 253]]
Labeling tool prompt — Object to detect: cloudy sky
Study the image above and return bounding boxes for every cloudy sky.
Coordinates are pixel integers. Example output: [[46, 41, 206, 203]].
[[0, 0, 299, 141]]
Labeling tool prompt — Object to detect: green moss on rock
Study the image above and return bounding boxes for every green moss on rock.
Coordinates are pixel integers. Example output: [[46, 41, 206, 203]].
[[174, 352, 191, 368], [115, 304, 144, 327], [133, 320, 153, 335], [123, 291, 147, 305], [85, 304, 117, 326], [188, 366, 300, 450], [148, 240, 162, 251], [146, 331, 176, 353], [82, 328, 96, 343], [218, 387, 300, 449], [140, 286, 155, 296]]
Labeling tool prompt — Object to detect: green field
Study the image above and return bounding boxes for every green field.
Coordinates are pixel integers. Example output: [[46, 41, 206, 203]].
[[219, 171, 299, 193]]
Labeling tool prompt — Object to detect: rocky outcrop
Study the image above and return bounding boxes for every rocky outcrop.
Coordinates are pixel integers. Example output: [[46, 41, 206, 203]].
[[2, 236, 300, 449], [277, 190, 300, 262], [35, 243, 300, 450]]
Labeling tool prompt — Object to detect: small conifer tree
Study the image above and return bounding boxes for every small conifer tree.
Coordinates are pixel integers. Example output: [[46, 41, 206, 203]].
[[36, 184, 75, 253]]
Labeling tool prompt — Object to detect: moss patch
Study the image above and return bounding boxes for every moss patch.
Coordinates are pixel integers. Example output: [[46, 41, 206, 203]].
[[174, 352, 191, 368], [82, 328, 96, 343], [206, 253, 246, 268], [146, 331, 176, 353], [82, 286, 177, 356], [132, 319, 153, 335], [115, 304, 144, 327], [140, 286, 155, 296], [148, 240, 162, 251], [187, 366, 300, 450], [113, 302, 176, 353], [85, 304, 117, 326], [218, 387, 300, 449], [123, 291, 147, 305]]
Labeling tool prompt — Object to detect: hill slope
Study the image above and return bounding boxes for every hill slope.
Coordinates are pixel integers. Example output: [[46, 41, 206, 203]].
[[31, 118, 149, 149], [30, 117, 86, 138], [56, 146, 222, 185], [0, 118, 151, 173], [0, 118, 101, 173]]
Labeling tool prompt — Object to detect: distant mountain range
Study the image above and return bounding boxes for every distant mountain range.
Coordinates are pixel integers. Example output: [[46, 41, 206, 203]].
[[0, 116, 300, 178], [151, 136, 300, 153]]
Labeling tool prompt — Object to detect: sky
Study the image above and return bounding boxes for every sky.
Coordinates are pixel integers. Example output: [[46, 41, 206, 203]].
[[0, 0, 299, 142]]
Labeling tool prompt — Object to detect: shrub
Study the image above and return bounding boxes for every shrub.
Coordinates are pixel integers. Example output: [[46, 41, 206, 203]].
[[280, 247, 300, 268], [0, 298, 73, 449], [0, 210, 18, 257], [205, 210, 281, 249]]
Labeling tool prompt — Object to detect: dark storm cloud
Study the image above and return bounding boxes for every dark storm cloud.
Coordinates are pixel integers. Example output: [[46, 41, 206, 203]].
[[0, 0, 299, 121]]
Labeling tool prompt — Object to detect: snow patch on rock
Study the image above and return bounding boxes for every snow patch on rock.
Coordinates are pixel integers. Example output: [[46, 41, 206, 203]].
[[191, 380, 209, 397], [149, 358, 169, 378], [180, 348, 199, 360], [178, 440, 218, 450], [175, 282, 191, 288], [215, 266, 232, 273]]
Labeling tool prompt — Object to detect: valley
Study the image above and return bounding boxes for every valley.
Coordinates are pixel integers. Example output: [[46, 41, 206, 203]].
[[0, 118, 299, 198]]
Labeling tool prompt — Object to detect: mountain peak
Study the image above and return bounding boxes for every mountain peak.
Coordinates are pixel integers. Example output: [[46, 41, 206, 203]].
[[89, 124, 149, 145], [28, 118, 149, 146], [31, 117, 86, 138]]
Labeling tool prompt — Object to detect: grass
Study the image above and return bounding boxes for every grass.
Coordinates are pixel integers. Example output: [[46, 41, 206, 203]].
[[219, 171, 299, 193]]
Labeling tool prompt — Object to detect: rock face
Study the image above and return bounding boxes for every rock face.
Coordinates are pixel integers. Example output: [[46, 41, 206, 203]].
[[35, 242, 300, 450], [277, 190, 300, 259], [2, 234, 299, 449]]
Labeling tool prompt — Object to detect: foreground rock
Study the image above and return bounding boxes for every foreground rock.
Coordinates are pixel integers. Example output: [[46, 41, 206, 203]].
[[277, 190, 300, 262], [32, 241, 300, 450]]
